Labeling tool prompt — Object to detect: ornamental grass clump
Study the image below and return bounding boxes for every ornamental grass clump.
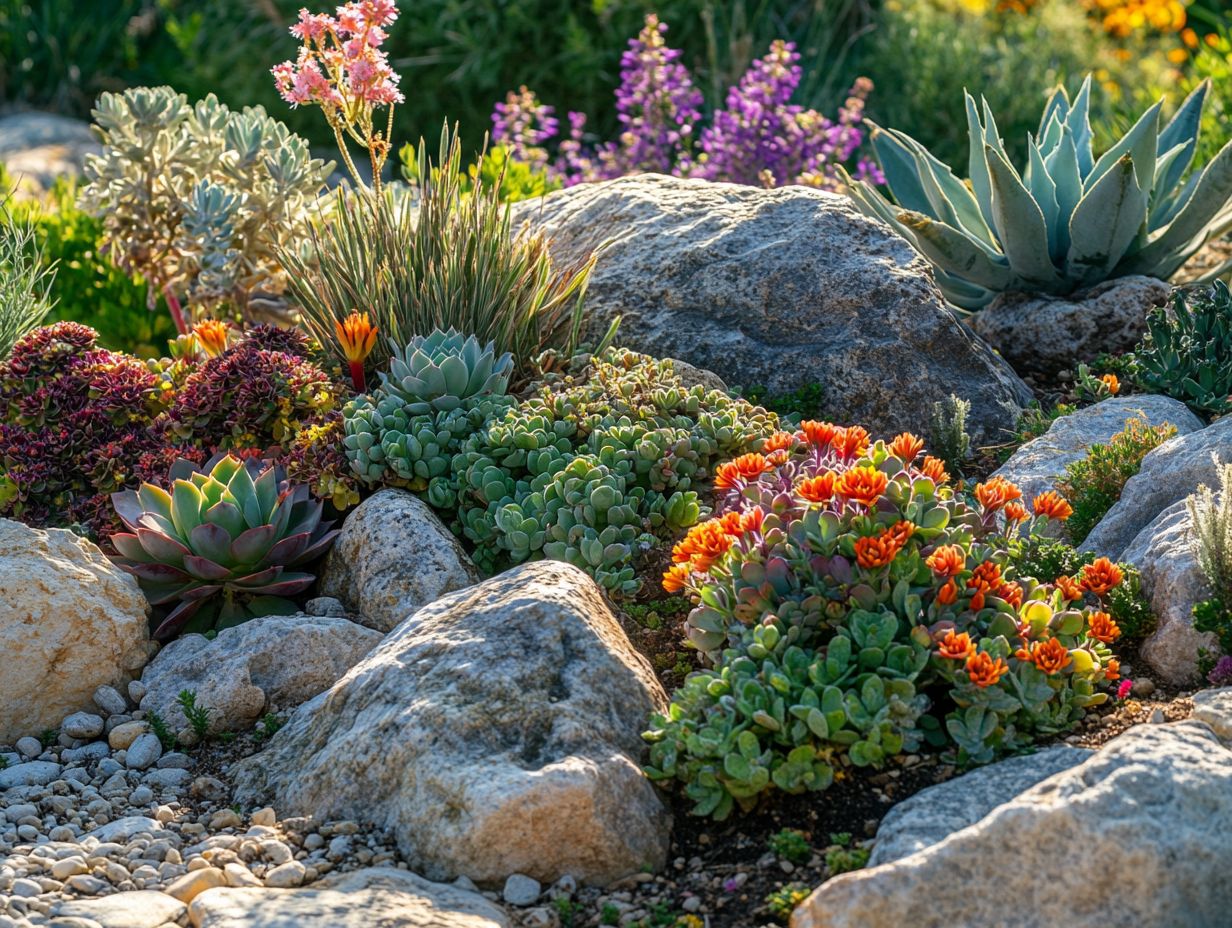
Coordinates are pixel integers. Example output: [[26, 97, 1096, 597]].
[[845, 77, 1232, 309], [110, 453, 339, 639], [645, 423, 1124, 819], [0, 203, 55, 362], [452, 349, 780, 595]]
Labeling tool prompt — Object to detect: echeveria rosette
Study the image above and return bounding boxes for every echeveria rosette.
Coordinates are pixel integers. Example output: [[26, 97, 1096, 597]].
[[380, 328, 514, 415], [110, 454, 339, 640]]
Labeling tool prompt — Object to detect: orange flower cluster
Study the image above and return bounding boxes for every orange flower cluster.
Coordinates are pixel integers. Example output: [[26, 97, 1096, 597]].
[[936, 629, 975, 660], [717, 507, 765, 538], [762, 431, 796, 453], [926, 544, 964, 579], [974, 476, 1022, 512], [888, 432, 925, 463], [1080, 558, 1123, 596], [1015, 637, 1072, 675], [672, 520, 734, 574], [1088, 611, 1121, 643], [713, 452, 772, 491], [836, 465, 888, 507], [192, 319, 230, 358], [1031, 491, 1073, 521], [921, 456, 950, 484], [854, 521, 915, 569], [798, 472, 837, 503], [796, 421, 870, 458], [1004, 501, 1028, 523], [1055, 575, 1084, 601], [1101, 374, 1120, 396], [965, 651, 1009, 688], [966, 561, 1002, 611]]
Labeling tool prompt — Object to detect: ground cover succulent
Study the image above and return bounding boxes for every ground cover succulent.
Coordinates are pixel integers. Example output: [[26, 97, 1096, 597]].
[[1133, 281, 1232, 417]]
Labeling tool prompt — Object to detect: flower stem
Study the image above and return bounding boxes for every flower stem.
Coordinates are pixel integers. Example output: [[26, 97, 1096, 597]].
[[164, 288, 188, 336], [348, 359, 366, 393]]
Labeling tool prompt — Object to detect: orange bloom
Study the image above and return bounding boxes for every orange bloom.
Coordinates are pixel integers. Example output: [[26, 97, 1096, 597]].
[[713, 453, 772, 491], [854, 522, 914, 570], [671, 520, 733, 572], [967, 561, 1003, 612], [1020, 637, 1071, 675], [192, 319, 230, 358], [1080, 558, 1123, 597], [762, 431, 796, 453], [662, 563, 692, 594], [965, 651, 1009, 688], [835, 466, 888, 507], [718, 510, 745, 536], [767, 449, 791, 467], [997, 581, 1023, 609], [889, 432, 925, 463], [833, 426, 871, 459], [1101, 373, 1120, 396], [798, 472, 837, 503], [1104, 658, 1121, 682], [920, 456, 950, 484], [1055, 575, 1084, 601], [335, 311, 378, 391], [798, 420, 840, 447], [936, 629, 975, 660], [974, 476, 1023, 512], [740, 507, 766, 534], [936, 578, 959, 605], [926, 544, 965, 579], [1032, 491, 1074, 521], [888, 520, 915, 545], [1004, 502, 1029, 523], [1088, 611, 1121, 644]]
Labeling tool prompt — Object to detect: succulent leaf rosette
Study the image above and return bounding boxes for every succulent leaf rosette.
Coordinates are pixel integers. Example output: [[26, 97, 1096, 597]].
[[644, 424, 1123, 819], [110, 454, 339, 639]]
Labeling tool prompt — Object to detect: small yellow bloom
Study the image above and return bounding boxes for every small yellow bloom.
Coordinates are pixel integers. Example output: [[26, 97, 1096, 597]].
[[335, 311, 378, 364], [192, 319, 230, 358]]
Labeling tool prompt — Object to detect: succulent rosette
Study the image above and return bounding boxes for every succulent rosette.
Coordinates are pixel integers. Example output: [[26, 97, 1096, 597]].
[[110, 453, 339, 639]]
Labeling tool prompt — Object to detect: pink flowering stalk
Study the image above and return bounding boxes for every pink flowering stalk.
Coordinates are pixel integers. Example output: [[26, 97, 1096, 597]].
[[271, 1, 403, 195]]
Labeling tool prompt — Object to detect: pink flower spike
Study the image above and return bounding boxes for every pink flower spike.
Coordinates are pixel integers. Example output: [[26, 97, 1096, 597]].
[[361, 0, 398, 27], [1116, 679, 1133, 699], [290, 8, 334, 41]]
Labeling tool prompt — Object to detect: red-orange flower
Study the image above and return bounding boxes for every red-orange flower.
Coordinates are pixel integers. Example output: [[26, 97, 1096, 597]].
[[855, 522, 913, 570], [1004, 501, 1029, 523], [835, 466, 888, 507], [921, 456, 950, 484], [889, 432, 925, 463], [1088, 611, 1121, 643], [997, 581, 1024, 609], [1019, 637, 1071, 675], [671, 520, 733, 572], [974, 476, 1022, 512], [967, 561, 1003, 611], [798, 472, 837, 503], [798, 420, 840, 447], [833, 426, 871, 459], [1032, 491, 1074, 521], [662, 563, 692, 594], [1104, 658, 1121, 681], [713, 452, 772, 491], [926, 544, 965, 578], [937, 629, 975, 660], [762, 431, 796, 453], [937, 578, 959, 605], [1055, 575, 1084, 601], [965, 651, 1009, 687], [1080, 558, 1123, 597], [718, 510, 745, 536], [192, 319, 230, 358], [335, 311, 378, 391]]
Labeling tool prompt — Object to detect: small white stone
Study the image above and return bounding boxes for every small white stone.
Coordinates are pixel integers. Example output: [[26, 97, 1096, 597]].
[[263, 860, 306, 888], [125, 734, 162, 771], [223, 861, 263, 887], [50, 857, 87, 880], [503, 873, 542, 906], [92, 685, 128, 717], [15, 737, 42, 759], [249, 807, 276, 827], [62, 712, 105, 740]]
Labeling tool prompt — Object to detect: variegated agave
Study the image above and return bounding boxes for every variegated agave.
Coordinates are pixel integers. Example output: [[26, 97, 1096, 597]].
[[110, 454, 338, 639], [844, 77, 1232, 309]]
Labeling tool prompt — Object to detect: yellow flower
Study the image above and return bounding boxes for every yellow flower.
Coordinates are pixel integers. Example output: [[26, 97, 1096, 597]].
[[335, 311, 378, 391], [192, 319, 230, 358]]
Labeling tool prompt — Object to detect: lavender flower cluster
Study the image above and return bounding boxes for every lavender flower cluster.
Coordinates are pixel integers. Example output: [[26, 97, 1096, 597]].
[[491, 14, 882, 191]]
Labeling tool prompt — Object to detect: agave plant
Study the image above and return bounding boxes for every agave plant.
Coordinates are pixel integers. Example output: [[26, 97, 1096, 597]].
[[380, 328, 514, 414], [110, 454, 338, 639], [844, 77, 1232, 309]]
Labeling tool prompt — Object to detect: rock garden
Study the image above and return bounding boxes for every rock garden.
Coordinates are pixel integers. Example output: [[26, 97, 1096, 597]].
[[6, 2, 1232, 927]]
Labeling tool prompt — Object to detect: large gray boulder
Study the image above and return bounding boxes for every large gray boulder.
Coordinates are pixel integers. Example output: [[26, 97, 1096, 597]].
[[318, 489, 479, 632], [1120, 501, 1218, 685], [969, 276, 1170, 377], [233, 561, 671, 886], [0, 519, 152, 742], [990, 395, 1202, 509], [1083, 416, 1232, 559], [515, 174, 1032, 442], [188, 867, 509, 928], [138, 614, 382, 734], [793, 720, 1232, 928]]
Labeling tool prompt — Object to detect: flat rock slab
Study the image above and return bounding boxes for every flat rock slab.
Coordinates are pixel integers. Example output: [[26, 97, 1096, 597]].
[[54, 890, 187, 928], [188, 867, 509, 927], [514, 173, 1032, 443]]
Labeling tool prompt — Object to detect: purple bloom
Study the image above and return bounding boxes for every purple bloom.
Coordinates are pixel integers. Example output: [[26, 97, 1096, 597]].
[[1208, 655, 1232, 687], [492, 86, 559, 169]]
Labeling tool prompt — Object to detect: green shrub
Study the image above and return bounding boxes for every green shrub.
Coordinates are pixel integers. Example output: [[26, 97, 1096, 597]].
[[1134, 282, 1232, 418], [767, 828, 812, 864], [1188, 460, 1232, 657], [1057, 418, 1177, 543], [929, 394, 971, 475]]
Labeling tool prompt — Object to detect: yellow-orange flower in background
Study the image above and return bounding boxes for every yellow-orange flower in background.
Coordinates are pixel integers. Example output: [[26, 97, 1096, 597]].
[[1104, 658, 1121, 681], [974, 475, 1022, 512], [1088, 610, 1121, 643], [798, 420, 840, 447], [1101, 373, 1120, 395], [926, 544, 964, 578], [937, 578, 959, 605], [762, 431, 795, 453], [965, 651, 1009, 688], [836, 465, 887, 507], [662, 563, 692, 593], [335, 311, 378, 391], [921, 455, 950, 484], [713, 452, 772, 491], [1004, 501, 1028, 523], [192, 319, 230, 358], [967, 560, 1003, 611], [1080, 558, 1123, 596], [1017, 637, 1072, 675], [834, 425, 871, 458], [889, 432, 925, 463], [937, 629, 975, 660], [998, 581, 1023, 609], [672, 520, 734, 573], [1032, 491, 1074, 521], [798, 472, 837, 503]]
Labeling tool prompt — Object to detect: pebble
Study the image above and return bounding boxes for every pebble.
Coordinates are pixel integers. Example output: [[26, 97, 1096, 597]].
[[250, 807, 277, 827], [15, 737, 43, 759], [164, 866, 227, 902], [107, 722, 149, 752], [305, 596, 348, 617], [223, 861, 263, 888], [92, 686, 128, 717], [128, 680, 148, 704], [263, 860, 307, 888], [1133, 678, 1157, 698], [62, 713, 105, 740], [503, 873, 543, 906], [125, 734, 163, 771]]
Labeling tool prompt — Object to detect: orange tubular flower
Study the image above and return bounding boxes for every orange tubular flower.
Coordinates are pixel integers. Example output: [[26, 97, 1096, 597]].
[[1021, 637, 1071, 675], [920, 456, 950, 484], [936, 629, 975, 660], [889, 432, 925, 463], [926, 544, 964, 578], [671, 520, 734, 573], [762, 431, 796, 453], [798, 420, 840, 447], [855, 524, 911, 569], [1032, 491, 1074, 521], [1104, 658, 1121, 682], [836, 466, 888, 508], [1004, 501, 1029, 523], [662, 563, 692, 594], [1088, 611, 1121, 644], [967, 561, 1003, 612], [713, 452, 772, 491], [965, 651, 1009, 688], [997, 581, 1023, 609], [798, 471, 837, 503], [335, 311, 378, 391], [974, 475, 1022, 513], [937, 578, 959, 605], [1101, 373, 1120, 396], [1055, 575, 1084, 602], [1080, 558, 1124, 597], [192, 319, 230, 358], [833, 425, 871, 459]]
